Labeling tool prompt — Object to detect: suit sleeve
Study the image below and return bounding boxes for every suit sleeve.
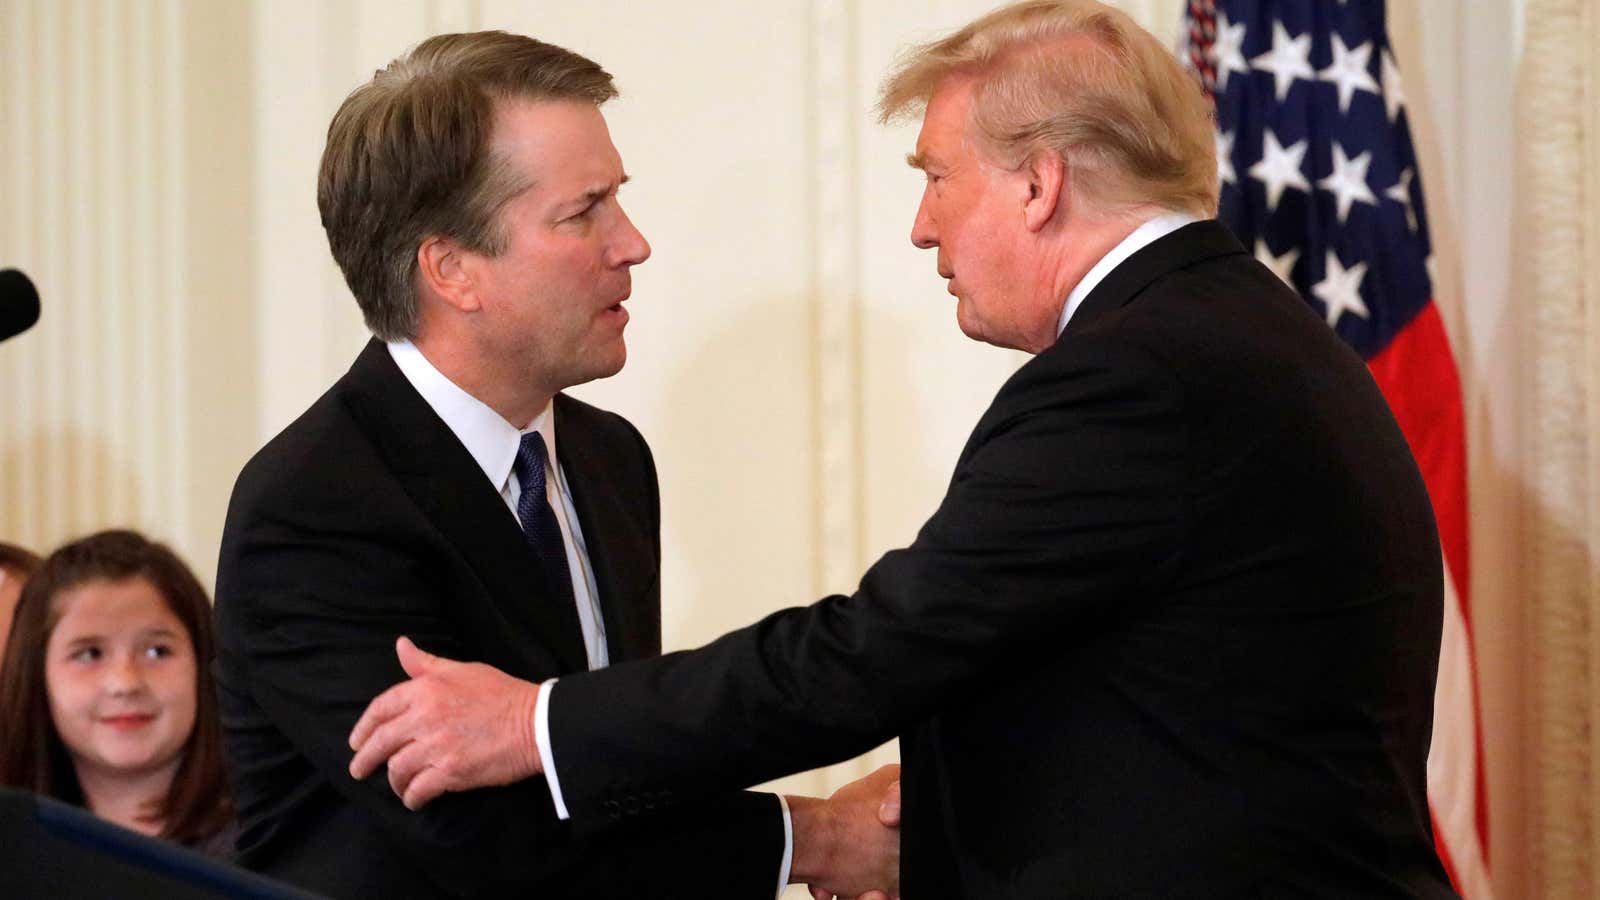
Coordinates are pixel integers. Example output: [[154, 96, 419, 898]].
[[216, 451, 785, 896], [547, 339, 1191, 827]]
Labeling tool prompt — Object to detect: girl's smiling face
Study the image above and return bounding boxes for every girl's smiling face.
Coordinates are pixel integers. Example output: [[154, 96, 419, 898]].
[[44, 576, 197, 781]]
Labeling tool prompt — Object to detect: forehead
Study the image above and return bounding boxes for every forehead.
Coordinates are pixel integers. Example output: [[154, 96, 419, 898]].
[[49, 577, 182, 638], [490, 97, 623, 192], [914, 76, 979, 162]]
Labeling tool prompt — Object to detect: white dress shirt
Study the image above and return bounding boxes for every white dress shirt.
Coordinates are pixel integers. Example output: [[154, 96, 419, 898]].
[[387, 340, 609, 668], [388, 340, 792, 895]]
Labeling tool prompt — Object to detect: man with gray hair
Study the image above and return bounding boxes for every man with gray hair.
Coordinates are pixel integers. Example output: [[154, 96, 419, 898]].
[[217, 30, 898, 900], [350, 3, 1458, 897]]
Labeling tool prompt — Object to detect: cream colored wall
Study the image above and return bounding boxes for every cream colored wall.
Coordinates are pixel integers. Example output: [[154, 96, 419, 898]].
[[0, 1, 1561, 897]]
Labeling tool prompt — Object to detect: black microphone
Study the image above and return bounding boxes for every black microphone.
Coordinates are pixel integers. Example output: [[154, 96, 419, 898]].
[[0, 269, 40, 342]]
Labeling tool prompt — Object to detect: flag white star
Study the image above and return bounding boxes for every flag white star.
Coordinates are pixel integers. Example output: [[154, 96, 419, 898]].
[[1250, 22, 1314, 102], [1381, 49, 1407, 122], [1316, 142, 1379, 224], [1312, 250, 1371, 328], [1217, 131, 1237, 185], [1317, 35, 1380, 114], [1249, 129, 1311, 210], [1255, 239, 1300, 287], [1212, 12, 1249, 91], [1386, 168, 1417, 232]]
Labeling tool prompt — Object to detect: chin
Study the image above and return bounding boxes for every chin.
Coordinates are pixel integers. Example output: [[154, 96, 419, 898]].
[[566, 349, 627, 389], [954, 308, 990, 347], [94, 747, 171, 774]]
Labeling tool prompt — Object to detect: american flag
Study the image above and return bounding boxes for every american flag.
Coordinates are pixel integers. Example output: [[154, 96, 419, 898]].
[[1182, 2, 1491, 897]]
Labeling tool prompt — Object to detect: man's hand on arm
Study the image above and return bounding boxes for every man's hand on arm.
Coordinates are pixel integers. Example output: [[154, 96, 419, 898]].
[[787, 764, 902, 900], [348, 636, 546, 809]]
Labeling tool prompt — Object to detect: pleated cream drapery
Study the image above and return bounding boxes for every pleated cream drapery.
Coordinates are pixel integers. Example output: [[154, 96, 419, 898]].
[[1519, 0, 1600, 896]]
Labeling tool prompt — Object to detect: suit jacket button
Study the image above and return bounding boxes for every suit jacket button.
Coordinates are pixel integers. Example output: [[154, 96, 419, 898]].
[[624, 796, 641, 815]]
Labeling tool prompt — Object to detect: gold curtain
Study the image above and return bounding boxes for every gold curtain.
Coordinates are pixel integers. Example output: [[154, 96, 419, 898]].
[[1519, 0, 1600, 896]]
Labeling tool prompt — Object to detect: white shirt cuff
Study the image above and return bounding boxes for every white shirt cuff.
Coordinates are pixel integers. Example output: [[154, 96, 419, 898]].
[[775, 794, 794, 899], [534, 678, 569, 820]]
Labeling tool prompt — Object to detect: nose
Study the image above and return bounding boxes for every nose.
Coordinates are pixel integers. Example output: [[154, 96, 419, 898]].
[[610, 205, 651, 268], [910, 186, 938, 250], [105, 652, 146, 696]]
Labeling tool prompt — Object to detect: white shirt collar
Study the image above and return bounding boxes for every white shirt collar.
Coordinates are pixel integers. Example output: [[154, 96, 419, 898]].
[[1056, 211, 1201, 336], [386, 340, 556, 492]]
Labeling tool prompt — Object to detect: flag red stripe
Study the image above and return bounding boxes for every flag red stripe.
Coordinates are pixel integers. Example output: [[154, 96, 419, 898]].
[[1431, 808, 1463, 893], [1366, 302, 1469, 618], [1366, 300, 1492, 874]]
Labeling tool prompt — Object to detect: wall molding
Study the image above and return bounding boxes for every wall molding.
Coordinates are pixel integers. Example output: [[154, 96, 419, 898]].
[[811, 0, 864, 598]]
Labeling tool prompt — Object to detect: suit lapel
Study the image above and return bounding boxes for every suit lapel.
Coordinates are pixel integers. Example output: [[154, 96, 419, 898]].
[[341, 340, 589, 673], [553, 395, 656, 662]]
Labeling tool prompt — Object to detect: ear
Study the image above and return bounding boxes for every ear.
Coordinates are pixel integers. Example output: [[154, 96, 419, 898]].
[[416, 236, 481, 314], [1021, 151, 1067, 233]]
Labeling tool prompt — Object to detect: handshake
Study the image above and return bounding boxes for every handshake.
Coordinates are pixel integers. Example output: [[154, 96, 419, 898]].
[[787, 765, 903, 900], [347, 637, 902, 899]]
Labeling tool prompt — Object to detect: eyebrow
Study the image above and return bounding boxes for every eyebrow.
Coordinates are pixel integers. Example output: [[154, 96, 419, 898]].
[[905, 152, 928, 171], [570, 174, 630, 208], [61, 626, 182, 645]]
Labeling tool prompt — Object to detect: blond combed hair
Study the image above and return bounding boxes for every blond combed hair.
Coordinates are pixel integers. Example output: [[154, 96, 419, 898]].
[[318, 32, 618, 341], [879, 0, 1218, 218]]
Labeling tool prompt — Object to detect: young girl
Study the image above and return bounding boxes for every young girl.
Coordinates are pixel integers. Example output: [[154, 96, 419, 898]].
[[0, 529, 234, 855]]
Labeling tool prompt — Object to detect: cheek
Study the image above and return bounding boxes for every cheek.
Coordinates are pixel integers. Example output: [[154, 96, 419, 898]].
[[161, 658, 199, 729], [44, 664, 95, 749], [939, 193, 990, 263], [45, 662, 88, 716], [537, 233, 602, 274], [573, 241, 609, 287]]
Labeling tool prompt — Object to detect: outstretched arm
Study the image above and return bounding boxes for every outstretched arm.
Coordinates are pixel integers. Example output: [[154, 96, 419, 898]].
[[350, 642, 903, 899], [347, 341, 1184, 834]]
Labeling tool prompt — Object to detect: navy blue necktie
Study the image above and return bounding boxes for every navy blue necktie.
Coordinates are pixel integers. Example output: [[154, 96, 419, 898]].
[[513, 432, 576, 610]]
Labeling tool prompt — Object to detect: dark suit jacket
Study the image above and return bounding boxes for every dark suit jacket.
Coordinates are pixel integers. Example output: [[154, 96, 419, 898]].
[[544, 221, 1458, 899], [214, 341, 783, 899]]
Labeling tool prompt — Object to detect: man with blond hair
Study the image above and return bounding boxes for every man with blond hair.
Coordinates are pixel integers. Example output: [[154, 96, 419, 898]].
[[217, 30, 898, 900], [349, 4, 1457, 897]]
